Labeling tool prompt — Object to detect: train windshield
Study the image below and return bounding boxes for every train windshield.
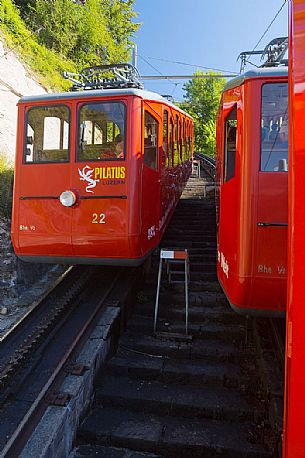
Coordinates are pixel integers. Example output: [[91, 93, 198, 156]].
[[260, 82, 288, 172], [78, 102, 126, 161], [24, 105, 70, 163]]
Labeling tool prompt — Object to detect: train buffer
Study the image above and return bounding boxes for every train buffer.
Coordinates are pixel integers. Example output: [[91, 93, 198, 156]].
[[153, 249, 190, 336]]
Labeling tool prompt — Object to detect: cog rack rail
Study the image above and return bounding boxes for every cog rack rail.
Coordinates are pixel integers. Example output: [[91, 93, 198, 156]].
[[63, 63, 144, 91]]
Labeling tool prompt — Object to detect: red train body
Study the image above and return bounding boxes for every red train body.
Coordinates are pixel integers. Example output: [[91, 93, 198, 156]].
[[216, 67, 288, 316], [11, 87, 193, 265], [283, 2, 305, 456]]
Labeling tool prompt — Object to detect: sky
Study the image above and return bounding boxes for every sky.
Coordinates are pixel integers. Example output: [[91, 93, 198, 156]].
[[133, 0, 288, 101]]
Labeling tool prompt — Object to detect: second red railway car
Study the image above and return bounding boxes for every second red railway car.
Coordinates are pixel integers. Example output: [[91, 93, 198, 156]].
[[11, 65, 193, 265], [216, 66, 288, 316], [283, 1, 305, 456]]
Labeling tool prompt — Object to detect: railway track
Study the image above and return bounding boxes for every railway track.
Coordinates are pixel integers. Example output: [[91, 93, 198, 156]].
[[73, 167, 280, 457], [0, 264, 139, 457]]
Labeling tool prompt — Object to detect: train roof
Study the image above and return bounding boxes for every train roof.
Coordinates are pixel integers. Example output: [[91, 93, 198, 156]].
[[18, 88, 191, 117], [223, 66, 288, 92]]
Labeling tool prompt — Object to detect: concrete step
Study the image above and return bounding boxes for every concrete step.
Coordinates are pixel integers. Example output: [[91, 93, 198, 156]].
[[161, 240, 216, 250], [95, 375, 260, 422], [133, 302, 242, 326], [79, 407, 270, 458], [142, 280, 222, 293], [160, 290, 227, 307], [165, 224, 216, 231], [189, 271, 217, 281], [162, 234, 216, 242], [168, 261, 216, 273], [73, 444, 159, 458], [134, 289, 227, 308], [119, 333, 241, 362], [107, 349, 242, 388], [127, 315, 245, 342]]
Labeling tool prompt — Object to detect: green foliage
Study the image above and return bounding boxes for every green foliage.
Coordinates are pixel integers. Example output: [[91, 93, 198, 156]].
[[0, 0, 139, 91], [0, 0, 75, 90], [0, 154, 14, 218], [181, 71, 225, 156], [22, 0, 139, 68]]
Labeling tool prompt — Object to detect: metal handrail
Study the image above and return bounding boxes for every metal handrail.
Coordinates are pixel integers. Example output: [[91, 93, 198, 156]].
[[194, 152, 216, 180]]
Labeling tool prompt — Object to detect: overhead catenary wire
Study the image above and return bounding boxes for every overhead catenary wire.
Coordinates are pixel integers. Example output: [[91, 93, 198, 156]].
[[252, 0, 288, 51], [138, 54, 178, 87], [138, 54, 238, 76]]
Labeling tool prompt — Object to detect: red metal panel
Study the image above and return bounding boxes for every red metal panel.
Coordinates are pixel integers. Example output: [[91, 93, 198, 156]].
[[283, 1, 305, 456], [11, 103, 73, 257], [217, 74, 288, 314], [217, 87, 241, 305], [254, 172, 287, 312], [71, 96, 133, 260]]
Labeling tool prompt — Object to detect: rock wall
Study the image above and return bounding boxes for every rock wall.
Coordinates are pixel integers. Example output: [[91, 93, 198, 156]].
[[0, 216, 54, 311], [0, 37, 46, 164]]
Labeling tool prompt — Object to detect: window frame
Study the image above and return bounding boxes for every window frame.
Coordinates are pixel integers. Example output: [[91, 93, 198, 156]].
[[169, 118, 174, 167], [223, 105, 237, 183], [163, 109, 169, 167], [144, 110, 159, 170], [77, 100, 127, 163], [260, 81, 288, 173], [23, 104, 71, 165]]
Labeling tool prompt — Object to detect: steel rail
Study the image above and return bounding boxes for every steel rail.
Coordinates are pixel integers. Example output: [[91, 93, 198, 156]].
[[1, 269, 122, 457], [0, 267, 73, 343], [0, 266, 92, 397]]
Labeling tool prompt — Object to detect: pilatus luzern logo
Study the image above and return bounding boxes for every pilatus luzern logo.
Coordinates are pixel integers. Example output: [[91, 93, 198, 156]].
[[78, 165, 99, 193]]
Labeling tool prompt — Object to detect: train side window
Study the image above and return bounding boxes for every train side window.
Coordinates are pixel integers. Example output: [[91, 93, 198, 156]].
[[24, 105, 70, 163], [260, 82, 288, 172], [78, 102, 126, 161], [144, 111, 159, 170], [224, 106, 237, 182], [168, 119, 173, 167], [181, 119, 185, 161], [163, 110, 169, 166], [174, 115, 179, 166], [186, 120, 189, 159]]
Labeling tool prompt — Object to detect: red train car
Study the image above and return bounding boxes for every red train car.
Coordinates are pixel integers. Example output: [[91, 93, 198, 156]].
[[216, 64, 288, 316], [11, 65, 193, 265], [283, 2, 305, 456]]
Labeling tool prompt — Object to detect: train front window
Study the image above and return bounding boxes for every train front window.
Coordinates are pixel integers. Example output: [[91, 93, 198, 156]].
[[78, 102, 126, 161], [24, 106, 70, 163], [261, 82, 288, 172]]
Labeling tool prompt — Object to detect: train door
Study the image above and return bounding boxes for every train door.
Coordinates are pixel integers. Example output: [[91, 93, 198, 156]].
[[15, 103, 73, 258], [255, 81, 288, 309], [217, 103, 239, 291], [70, 99, 129, 260], [141, 104, 161, 249]]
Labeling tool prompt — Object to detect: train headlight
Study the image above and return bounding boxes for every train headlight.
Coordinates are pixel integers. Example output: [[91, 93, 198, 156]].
[[59, 190, 77, 207]]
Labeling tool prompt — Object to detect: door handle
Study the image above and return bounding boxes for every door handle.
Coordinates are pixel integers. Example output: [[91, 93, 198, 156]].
[[257, 222, 288, 227]]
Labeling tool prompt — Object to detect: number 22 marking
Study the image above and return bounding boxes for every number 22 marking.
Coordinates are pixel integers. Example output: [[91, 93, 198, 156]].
[[92, 213, 106, 224]]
